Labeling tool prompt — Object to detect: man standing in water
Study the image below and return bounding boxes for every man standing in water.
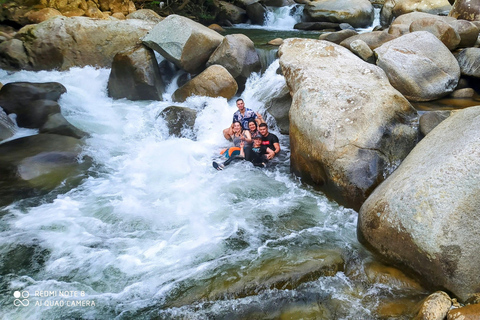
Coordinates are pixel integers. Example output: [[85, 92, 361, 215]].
[[258, 123, 280, 160], [223, 98, 264, 140]]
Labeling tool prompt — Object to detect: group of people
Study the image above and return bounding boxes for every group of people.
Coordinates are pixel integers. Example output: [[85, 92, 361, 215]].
[[213, 98, 280, 170]]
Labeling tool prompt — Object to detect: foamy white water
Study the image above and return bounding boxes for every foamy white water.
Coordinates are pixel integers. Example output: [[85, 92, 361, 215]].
[[0, 62, 424, 319]]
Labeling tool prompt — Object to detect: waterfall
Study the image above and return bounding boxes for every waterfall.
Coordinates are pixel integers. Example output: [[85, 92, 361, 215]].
[[264, 4, 304, 30]]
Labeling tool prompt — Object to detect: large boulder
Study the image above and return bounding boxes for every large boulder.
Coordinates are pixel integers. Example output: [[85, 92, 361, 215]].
[[172, 65, 238, 102], [0, 39, 30, 70], [449, 0, 480, 21], [374, 31, 460, 102], [206, 34, 261, 91], [142, 14, 224, 74], [108, 45, 165, 101], [278, 38, 418, 210], [304, 0, 375, 28], [217, 1, 247, 25], [245, 1, 267, 25], [380, 0, 452, 27], [126, 9, 163, 23], [318, 29, 358, 44], [14, 16, 155, 71], [0, 82, 66, 128], [0, 133, 88, 205], [448, 20, 480, 48], [409, 17, 461, 50], [358, 105, 480, 302]]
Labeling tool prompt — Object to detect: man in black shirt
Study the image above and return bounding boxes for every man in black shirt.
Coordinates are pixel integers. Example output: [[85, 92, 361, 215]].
[[258, 123, 280, 160]]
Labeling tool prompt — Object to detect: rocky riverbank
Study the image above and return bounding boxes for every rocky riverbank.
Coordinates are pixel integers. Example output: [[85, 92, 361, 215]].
[[1, 0, 480, 318]]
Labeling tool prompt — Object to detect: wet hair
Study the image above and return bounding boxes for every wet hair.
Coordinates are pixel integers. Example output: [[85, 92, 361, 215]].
[[236, 98, 244, 103], [259, 123, 268, 128], [248, 120, 258, 131]]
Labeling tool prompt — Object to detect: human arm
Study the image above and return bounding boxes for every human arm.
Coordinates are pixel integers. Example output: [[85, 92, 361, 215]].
[[273, 142, 281, 155], [255, 112, 265, 125], [265, 147, 275, 160], [223, 123, 234, 140], [239, 141, 246, 157], [242, 130, 252, 143]]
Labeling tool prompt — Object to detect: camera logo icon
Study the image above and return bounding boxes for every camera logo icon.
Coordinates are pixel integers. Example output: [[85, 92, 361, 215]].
[[13, 291, 30, 307]]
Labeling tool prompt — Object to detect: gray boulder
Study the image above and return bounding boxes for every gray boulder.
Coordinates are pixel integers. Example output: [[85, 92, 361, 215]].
[[455, 48, 480, 78], [279, 38, 418, 210], [380, 0, 452, 27], [142, 14, 224, 74], [419, 110, 451, 137], [39, 113, 88, 139], [448, 20, 480, 48], [0, 39, 30, 70], [304, 0, 374, 28], [206, 34, 261, 91], [15, 16, 156, 71], [159, 106, 197, 138], [318, 29, 358, 44], [108, 45, 165, 101], [217, 1, 247, 24], [0, 82, 66, 128], [409, 17, 460, 50], [245, 2, 267, 25], [340, 30, 396, 50], [358, 105, 480, 302], [264, 83, 291, 135], [0, 134, 88, 204], [374, 31, 460, 101]]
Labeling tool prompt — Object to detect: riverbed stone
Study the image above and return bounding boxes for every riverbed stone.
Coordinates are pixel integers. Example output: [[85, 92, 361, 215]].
[[0, 39, 30, 70], [264, 81, 291, 134], [107, 45, 165, 101], [245, 1, 267, 25], [39, 113, 88, 139], [279, 38, 418, 210], [25, 7, 62, 23], [0, 107, 15, 141], [217, 1, 247, 25], [419, 110, 452, 137], [413, 291, 452, 320], [374, 31, 460, 101], [142, 14, 224, 74], [409, 17, 460, 50], [0, 134, 87, 201], [380, 0, 452, 27], [455, 48, 480, 78], [447, 303, 480, 319], [304, 0, 374, 28], [15, 16, 156, 71], [126, 9, 163, 23], [448, 0, 480, 21], [340, 30, 396, 50], [318, 29, 358, 44], [159, 106, 197, 138], [349, 39, 374, 63], [206, 34, 261, 91], [172, 65, 238, 102], [358, 105, 480, 302], [448, 20, 479, 48], [364, 261, 425, 290]]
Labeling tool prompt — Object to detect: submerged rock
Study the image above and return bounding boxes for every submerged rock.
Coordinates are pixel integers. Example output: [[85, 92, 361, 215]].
[[414, 291, 452, 320], [159, 106, 197, 138], [0, 107, 16, 141], [358, 105, 480, 302], [0, 133, 89, 205]]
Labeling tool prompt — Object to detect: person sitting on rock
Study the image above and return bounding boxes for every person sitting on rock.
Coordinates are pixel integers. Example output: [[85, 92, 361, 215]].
[[223, 98, 264, 140]]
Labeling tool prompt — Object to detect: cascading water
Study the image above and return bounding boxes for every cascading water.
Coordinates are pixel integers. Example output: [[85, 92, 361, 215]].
[[0, 61, 427, 320], [264, 5, 304, 30]]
